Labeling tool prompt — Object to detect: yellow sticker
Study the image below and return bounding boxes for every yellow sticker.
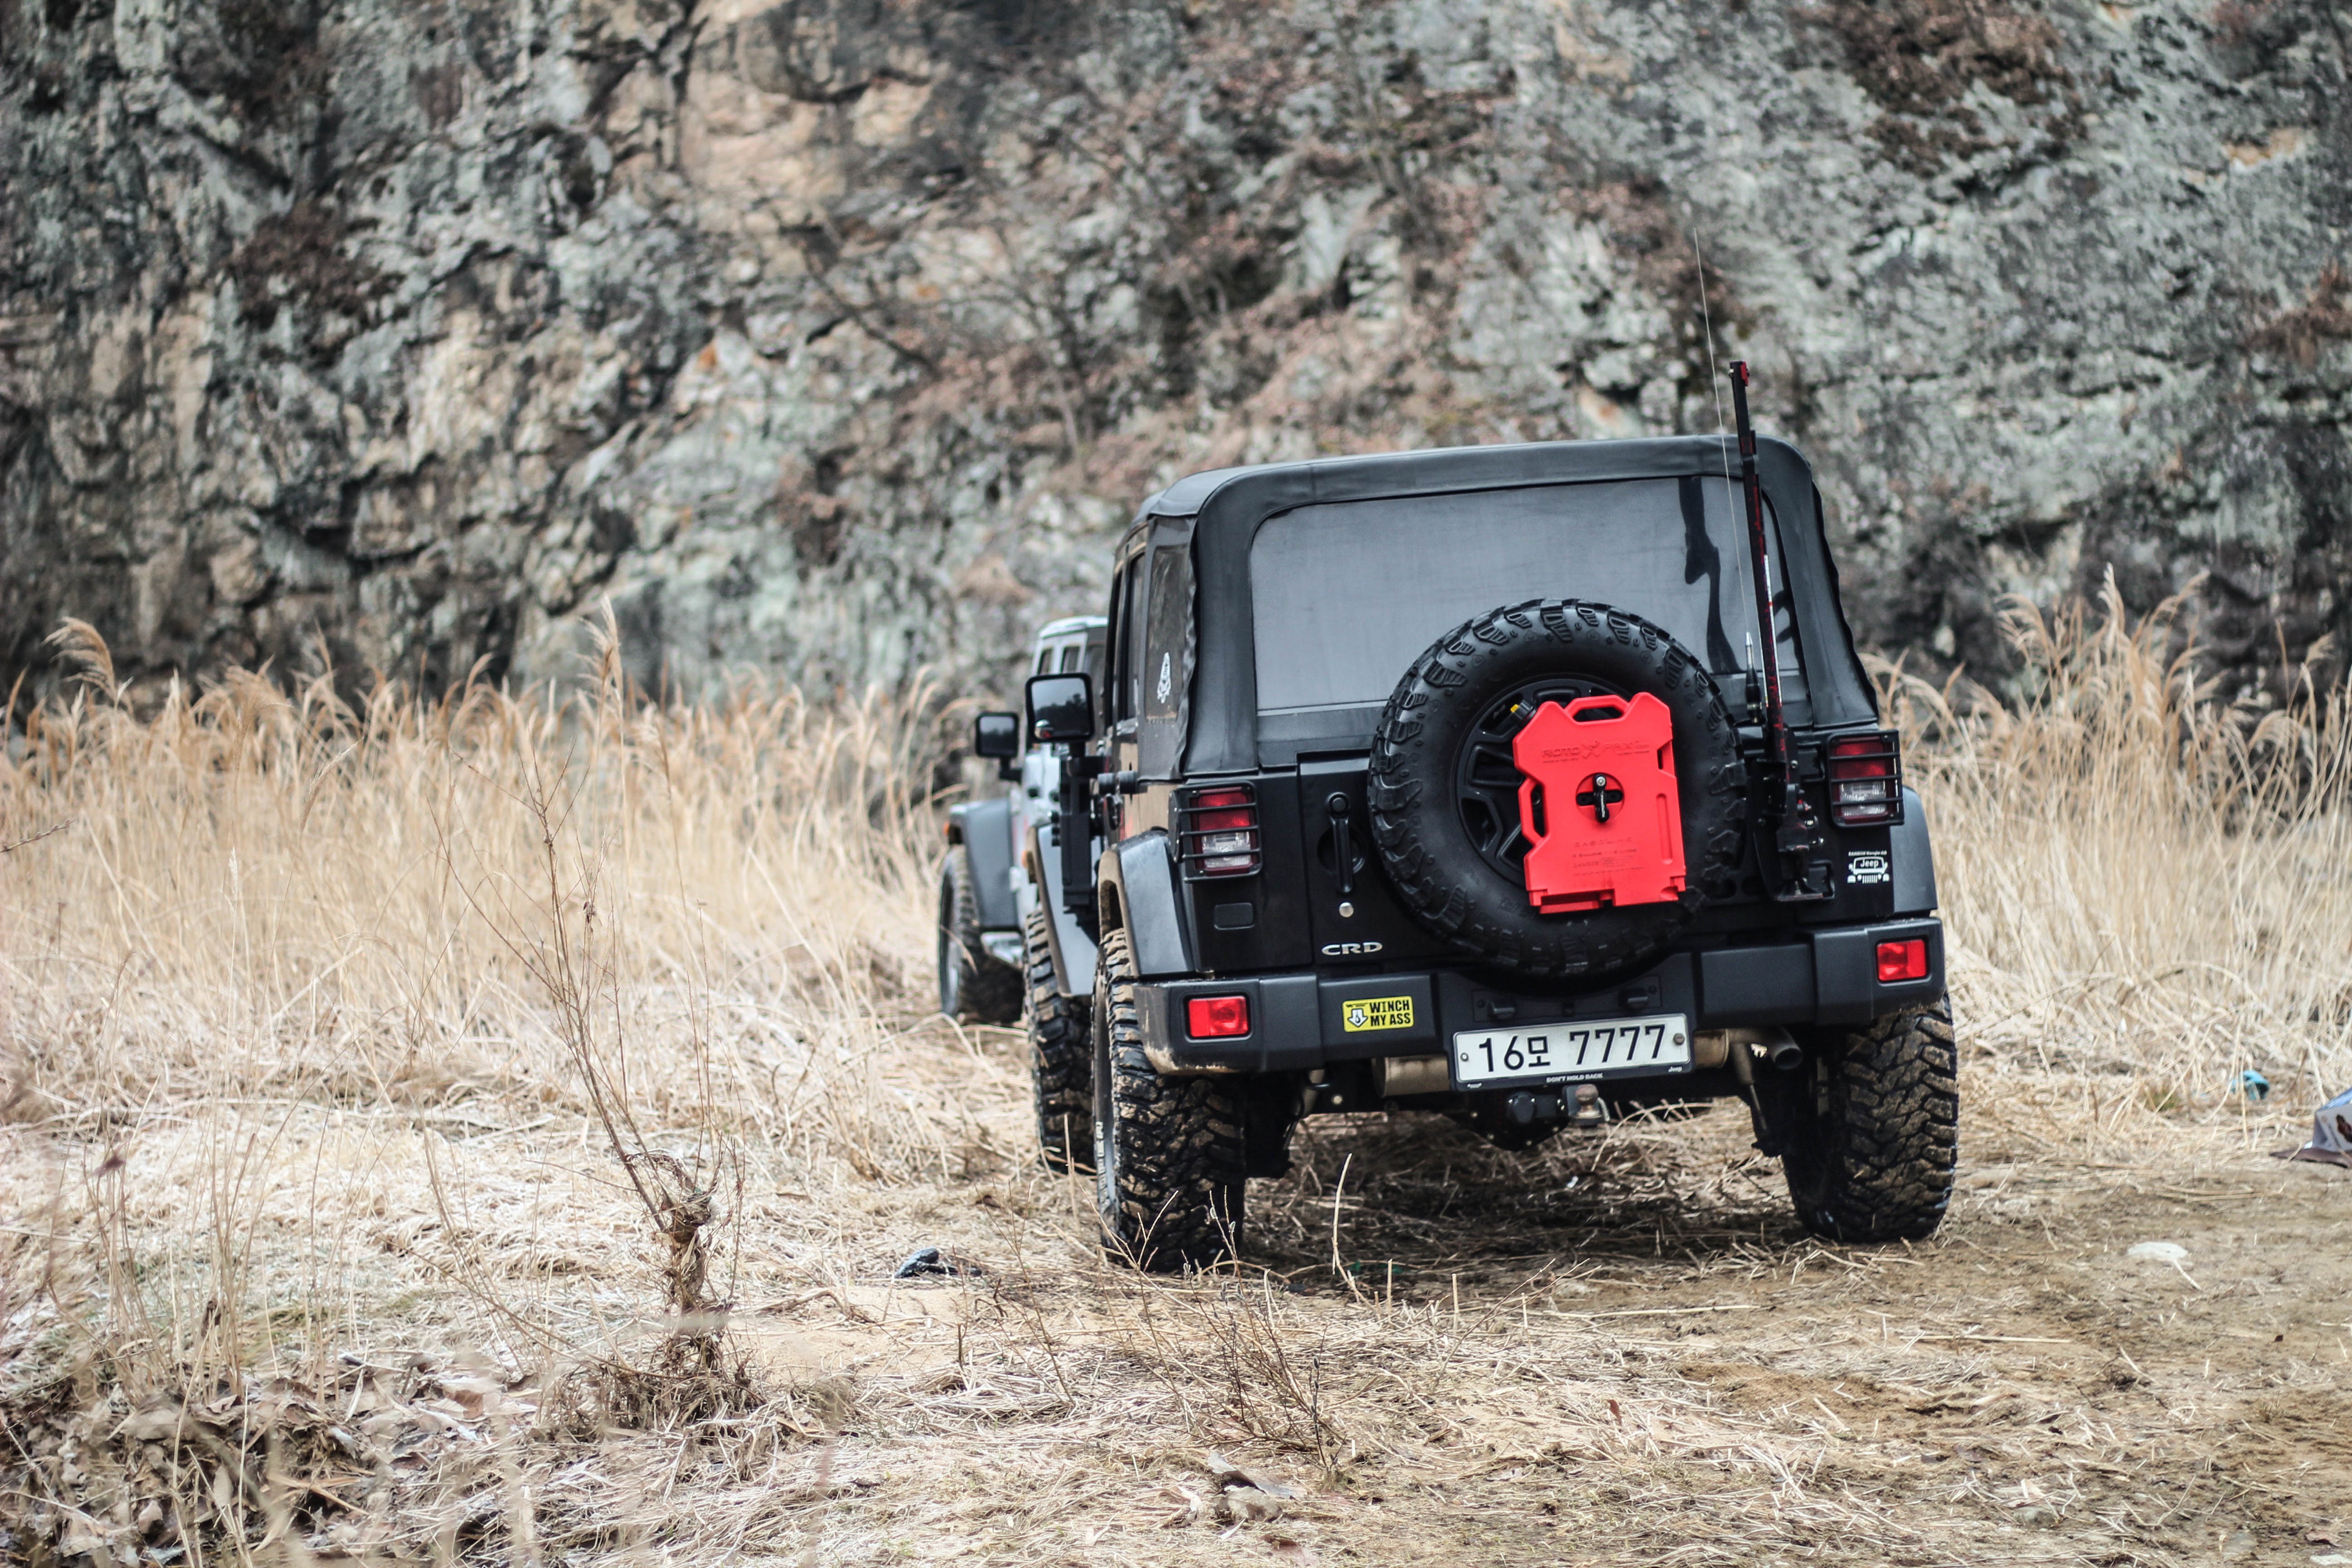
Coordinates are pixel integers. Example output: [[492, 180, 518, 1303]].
[[1341, 996, 1415, 1033]]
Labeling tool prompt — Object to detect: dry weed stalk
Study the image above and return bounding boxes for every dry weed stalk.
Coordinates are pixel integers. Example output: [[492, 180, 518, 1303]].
[[471, 757, 755, 1427], [1179, 1276, 1354, 1469]]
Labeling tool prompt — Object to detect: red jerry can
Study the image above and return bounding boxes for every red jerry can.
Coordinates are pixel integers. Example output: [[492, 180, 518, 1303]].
[[1510, 692, 1687, 914]]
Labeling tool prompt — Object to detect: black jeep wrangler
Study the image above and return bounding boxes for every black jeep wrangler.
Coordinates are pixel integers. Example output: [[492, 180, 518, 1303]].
[[976, 374, 1957, 1271]]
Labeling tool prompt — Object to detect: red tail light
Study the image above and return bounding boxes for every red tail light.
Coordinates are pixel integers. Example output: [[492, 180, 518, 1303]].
[[1186, 995, 1251, 1038], [1177, 784, 1260, 878], [1825, 732, 1903, 826], [1876, 938, 1929, 982]]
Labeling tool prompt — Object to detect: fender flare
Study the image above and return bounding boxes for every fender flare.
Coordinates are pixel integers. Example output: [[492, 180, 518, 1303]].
[[1890, 786, 1939, 915], [948, 798, 1018, 931], [1024, 816, 1097, 998], [1097, 830, 1195, 980]]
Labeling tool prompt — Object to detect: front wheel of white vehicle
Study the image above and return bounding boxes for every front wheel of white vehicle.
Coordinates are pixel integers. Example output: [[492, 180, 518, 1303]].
[[937, 849, 1020, 1025]]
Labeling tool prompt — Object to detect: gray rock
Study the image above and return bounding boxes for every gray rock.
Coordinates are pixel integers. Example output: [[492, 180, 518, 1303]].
[[1, 0, 2345, 706]]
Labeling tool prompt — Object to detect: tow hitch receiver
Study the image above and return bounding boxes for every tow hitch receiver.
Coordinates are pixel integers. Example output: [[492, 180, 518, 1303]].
[[1512, 692, 1687, 913]]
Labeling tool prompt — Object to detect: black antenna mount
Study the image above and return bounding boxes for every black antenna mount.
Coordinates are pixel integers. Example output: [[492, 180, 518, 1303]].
[[1730, 363, 1830, 902]]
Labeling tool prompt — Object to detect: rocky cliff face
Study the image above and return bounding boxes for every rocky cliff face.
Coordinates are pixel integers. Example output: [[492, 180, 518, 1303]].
[[3, 0, 2347, 706]]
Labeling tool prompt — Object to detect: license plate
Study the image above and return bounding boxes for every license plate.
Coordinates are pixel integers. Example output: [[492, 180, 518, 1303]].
[[1450, 1014, 1693, 1090]]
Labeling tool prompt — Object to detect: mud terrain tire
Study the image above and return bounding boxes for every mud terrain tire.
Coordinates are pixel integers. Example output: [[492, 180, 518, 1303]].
[[1023, 908, 1093, 1172], [1368, 600, 1747, 981], [1775, 998, 1960, 1243], [939, 850, 1021, 1024], [1093, 927, 1244, 1272]]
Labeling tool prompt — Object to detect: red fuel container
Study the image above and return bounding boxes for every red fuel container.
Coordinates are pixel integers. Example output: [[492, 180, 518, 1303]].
[[1510, 692, 1687, 914]]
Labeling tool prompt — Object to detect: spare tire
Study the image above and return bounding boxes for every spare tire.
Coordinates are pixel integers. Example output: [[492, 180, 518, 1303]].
[[1367, 600, 1748, 981]]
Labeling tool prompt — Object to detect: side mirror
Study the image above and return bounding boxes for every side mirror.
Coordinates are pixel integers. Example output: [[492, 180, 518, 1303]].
[[1025, 672, 1093, 746], [973, 711, 1019, 759], [973, 710, 1020, 780]]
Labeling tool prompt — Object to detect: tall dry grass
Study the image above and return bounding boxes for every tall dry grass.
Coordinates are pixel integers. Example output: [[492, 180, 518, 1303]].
[[0, 584, 2345, 1563], [1, 621, 950, 1139], [0, 625, 994, 1560], [1884, 578, 2352, 1136]]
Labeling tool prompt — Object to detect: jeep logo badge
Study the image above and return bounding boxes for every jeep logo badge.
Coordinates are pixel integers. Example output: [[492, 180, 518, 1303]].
[[1320, 941, 1383, 957], [1846, 850, 1891, 886]]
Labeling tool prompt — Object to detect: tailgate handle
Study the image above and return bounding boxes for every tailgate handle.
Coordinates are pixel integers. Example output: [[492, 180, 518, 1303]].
[[1325, 792, 1356, 896]]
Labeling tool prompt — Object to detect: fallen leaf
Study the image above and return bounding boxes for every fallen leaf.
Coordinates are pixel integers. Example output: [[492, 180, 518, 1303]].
[[116, 1402, 187, 1444], [1158, 1485, 1205, 1529]]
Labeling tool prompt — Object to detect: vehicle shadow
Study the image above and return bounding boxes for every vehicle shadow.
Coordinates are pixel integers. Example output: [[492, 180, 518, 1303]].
[[1244, 1102, 1809, 1289]]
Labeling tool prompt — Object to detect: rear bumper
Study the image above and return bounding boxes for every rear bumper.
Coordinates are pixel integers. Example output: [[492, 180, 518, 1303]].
[[1136, 919, 1944, 1075]]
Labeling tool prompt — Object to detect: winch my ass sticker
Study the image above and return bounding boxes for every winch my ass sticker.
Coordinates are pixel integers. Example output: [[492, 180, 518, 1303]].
[[1342, 997, 1415, 1033]]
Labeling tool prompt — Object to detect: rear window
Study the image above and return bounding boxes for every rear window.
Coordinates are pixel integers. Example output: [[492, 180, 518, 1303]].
[[1249, 477, 1806, 720]]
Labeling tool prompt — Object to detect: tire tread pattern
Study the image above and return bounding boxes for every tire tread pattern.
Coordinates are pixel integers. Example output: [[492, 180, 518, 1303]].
[[1095, 927, 1244, 1272], [1782, 997, 1960, 1243], [942, 850, 1022, 1024], [1024, 907, 1093, 1172]]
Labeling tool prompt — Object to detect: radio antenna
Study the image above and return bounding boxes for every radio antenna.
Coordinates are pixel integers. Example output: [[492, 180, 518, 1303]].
[[1687, 225, 1741, 542], [1688, 227, 1732, 470], [1689, 224, 1824, 900]]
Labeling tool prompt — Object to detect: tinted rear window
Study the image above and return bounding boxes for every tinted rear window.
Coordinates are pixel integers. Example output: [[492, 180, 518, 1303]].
[[1249, 477, 1805, 718]]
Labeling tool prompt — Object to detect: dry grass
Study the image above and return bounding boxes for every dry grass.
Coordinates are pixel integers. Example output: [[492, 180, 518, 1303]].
[[1, 588, 2348, 1566], [1885, 578, 2352, 1134]]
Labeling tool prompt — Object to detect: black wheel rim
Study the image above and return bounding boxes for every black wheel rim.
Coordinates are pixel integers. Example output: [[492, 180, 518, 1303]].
[[1449, 673, 1629, 886]]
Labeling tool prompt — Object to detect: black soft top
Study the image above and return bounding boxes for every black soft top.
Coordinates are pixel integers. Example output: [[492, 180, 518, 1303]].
[[1129, 436, 1877, 776]]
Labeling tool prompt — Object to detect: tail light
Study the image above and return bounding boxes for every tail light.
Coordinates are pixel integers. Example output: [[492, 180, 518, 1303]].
[[1877, 938, 1929, 982], [1824, 731, 1903, 827], [1176, 784, 1261, 877], [1186, 995, 1251, 1038]]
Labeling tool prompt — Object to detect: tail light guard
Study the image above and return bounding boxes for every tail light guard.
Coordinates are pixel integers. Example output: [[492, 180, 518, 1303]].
[[1823, 729, 1904, 828], [1176, 782, 1262, 879]]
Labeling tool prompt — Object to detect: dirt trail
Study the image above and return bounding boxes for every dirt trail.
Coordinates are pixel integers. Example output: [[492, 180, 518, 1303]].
[[10, 1022, 2347, 1566], [734, 1054, 2352, 1567]]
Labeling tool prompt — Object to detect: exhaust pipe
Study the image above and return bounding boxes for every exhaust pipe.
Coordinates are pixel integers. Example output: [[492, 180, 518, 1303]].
[[1713, 1026, 1805, 1073]]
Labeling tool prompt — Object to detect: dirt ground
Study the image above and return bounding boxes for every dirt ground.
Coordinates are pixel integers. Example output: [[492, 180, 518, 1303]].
[[8, 1009, 2351, 1567], [671, 1023, 2352, 1568]]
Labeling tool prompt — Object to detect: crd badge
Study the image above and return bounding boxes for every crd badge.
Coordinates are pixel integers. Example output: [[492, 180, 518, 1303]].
[[1320, 941, 1383, 957]]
